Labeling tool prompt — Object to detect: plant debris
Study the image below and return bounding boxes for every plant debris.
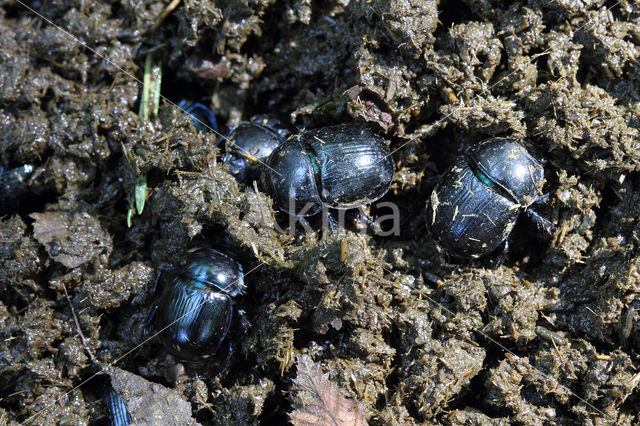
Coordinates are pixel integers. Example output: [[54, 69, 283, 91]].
[[290, 355, 366, 426]]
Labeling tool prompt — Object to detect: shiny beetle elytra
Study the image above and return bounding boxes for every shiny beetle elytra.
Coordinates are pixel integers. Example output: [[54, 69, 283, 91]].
[[262, 124, 395, 216], [101, 379, 132, 426], [177, 99, 218, 133], [153, 248, 244, 360], [222, 116, 290, 183], [427, 138, 548, 259]]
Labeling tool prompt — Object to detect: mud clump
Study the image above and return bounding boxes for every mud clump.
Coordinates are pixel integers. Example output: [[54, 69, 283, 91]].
[[1, 0, 640, 424]]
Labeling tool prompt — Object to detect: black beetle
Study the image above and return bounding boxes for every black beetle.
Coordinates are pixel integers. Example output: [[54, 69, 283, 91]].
[[426, 138, 547, 259], [262, 124, 395, 216], [177, 99, 218, 133], [153, 248, 244, 360], [222, 116, 290, 182]]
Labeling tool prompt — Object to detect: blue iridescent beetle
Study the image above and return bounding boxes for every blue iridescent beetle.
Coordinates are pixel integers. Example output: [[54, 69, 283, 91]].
[[152, 248, 244, 360], [262, 124, 395, 216], [177, 99, 218, 133]]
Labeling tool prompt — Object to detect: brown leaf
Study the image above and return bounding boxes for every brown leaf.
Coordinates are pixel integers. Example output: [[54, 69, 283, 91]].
[[345, 85, 396, 132], [30, 211, 70, 244], [290, 355, 367, 426]]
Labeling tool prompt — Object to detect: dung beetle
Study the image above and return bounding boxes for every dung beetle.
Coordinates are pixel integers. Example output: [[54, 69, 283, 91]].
[[250, 115, 292, 140], [426, 138, 548, 259], [177, 99, 218, 133], [222, 116, 290, 182], [262, 124, 395, 216], [152, 248, 244, 360]]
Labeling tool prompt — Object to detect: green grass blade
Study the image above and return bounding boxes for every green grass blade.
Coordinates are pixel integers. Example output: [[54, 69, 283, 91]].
[[128, 54, 161, 226], [134, 173, 147, 215]]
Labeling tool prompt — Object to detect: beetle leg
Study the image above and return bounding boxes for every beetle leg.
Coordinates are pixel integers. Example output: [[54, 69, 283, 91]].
[[525, 208, 553, 238], [144, 304, 159, 337], [237, 309, 251, 338], [219, 341, 233, 372], [204, 341, 233, 379], [357, 206, 375, 230], [485, 239, 509, 268], [324, 210, 339, 234], [150, 264, 175, 297], [532, 192, 551, 205]]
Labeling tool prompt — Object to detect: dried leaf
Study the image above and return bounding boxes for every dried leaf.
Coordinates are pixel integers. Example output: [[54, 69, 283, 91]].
[[30, 211, 70, 244], [290, 355, 367, 426], [345, 85, 396, 132]]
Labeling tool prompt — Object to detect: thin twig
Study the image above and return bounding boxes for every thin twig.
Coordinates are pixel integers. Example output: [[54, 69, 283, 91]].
[[151, 0, 183, 31], [62, 283, 98, 364]]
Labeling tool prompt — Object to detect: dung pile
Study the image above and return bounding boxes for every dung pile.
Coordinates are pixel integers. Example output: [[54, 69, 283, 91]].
[[1, 0, 639, 424]]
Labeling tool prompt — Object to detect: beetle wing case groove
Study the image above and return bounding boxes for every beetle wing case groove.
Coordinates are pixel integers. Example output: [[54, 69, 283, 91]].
[[304, 125, 394, 209], [154, 248, 244, 360], [428, 158, 518, 258]]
